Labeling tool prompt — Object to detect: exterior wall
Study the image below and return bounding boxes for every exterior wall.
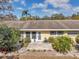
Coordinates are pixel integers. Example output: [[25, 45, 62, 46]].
[[20, 31, 77, 43], [41, 31, 50, 41], [41, 31, 77, 43], [67, 34, 77, 43]]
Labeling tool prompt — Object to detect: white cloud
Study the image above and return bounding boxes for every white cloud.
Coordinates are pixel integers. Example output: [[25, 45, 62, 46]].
[[42, 9, 59, 16], [45, 0, 71, 9], [21, 1, 26, 6], [29, 0, 79, 16], [14, 0, 19, 2], [73, 7, 79, 12], [16, 7, 23, 10], [32, 3, 47, 9]]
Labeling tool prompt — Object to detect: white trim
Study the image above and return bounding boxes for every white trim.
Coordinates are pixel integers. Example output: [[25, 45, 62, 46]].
[[23, 32, 26, 39], [19, 29, 79, 31], [30, 32, 32, 41]]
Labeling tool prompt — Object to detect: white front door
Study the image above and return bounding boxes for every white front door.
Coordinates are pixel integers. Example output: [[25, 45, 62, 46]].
[[31, 32, 41, 42]]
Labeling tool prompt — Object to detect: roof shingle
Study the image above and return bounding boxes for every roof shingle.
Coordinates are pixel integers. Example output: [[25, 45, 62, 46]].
[[0, 20, 79, 29]]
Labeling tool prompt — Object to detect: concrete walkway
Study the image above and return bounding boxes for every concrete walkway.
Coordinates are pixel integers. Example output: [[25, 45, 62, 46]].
[[27, 42, 53, 51]]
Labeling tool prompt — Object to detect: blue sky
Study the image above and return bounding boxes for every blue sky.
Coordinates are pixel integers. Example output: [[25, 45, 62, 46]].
[[11, 0, 79, 18]]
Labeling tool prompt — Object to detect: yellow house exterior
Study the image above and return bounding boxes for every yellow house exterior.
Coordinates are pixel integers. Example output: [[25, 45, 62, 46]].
[[20, 29, 77, 43], [0, 20, 79, 43]]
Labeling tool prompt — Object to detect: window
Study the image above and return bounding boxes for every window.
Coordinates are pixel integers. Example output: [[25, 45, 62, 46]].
[[50, 31, 56, 35], [50, 31, 64, 35], [57, 31, 64, 35], [68, 31, 79, 35], [32, 32, 36, 39], [26, 32, 30, 38], [38, 32, 41, 40]]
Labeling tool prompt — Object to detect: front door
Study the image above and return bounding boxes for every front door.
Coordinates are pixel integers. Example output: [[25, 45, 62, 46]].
[[31, 32, 41, 42], [32, 32, 36, 42]]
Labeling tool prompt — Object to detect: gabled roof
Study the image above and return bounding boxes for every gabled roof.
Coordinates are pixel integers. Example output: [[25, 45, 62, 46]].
[[0, 20, 79, 30]]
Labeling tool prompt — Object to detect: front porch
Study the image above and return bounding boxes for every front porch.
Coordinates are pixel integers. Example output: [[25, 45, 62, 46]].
[[20, 31, 43, 42], [20, 31, 53, 51], [27, 42, 53, 51]]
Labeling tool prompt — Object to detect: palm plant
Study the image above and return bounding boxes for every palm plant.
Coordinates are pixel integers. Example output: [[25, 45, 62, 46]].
[[22, 10, 31, 17]]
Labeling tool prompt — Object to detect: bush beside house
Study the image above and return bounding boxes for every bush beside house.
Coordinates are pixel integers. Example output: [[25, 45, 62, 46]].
[[0, 25, 20, 52], [48, 36, 73, 54], [75, 35, 79, 51], [22, 37, 31, 47], [75, 35, 79, 44], [48, 37, 55, 43]]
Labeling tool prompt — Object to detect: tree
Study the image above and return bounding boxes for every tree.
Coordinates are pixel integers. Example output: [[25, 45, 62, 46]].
[[0, 25, 20, 52], [22, 10, 31, 17], [0, 0, 13, 14], [0, 0, 17, 20], [41, 16, 50, 20], [71, 13, 79, 20], [51, 14, 65, 20], [20, 10, 32, 20], [0, 13, 17, 21]]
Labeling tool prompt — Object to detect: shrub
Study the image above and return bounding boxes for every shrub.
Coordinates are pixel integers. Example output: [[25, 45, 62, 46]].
[[43, 37, 48, 43], [43, 39, 48, 43], [52, 36, 73, 54], [48, 37, 54, 43], [24, 37, 31, 43], [22, 37, 31, 47], [75, 35, 79, 44], [0, 25, 20, 52]]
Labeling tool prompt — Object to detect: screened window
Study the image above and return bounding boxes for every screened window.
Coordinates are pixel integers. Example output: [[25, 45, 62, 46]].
[[50, 31, 64, 35], [26, 32, 30, 38], [32, 32, 36, 39], [67, 31, 79, 35], [50, 31, 56, 35], [57, 31, 64, 35], [38, 32, 41, 40]]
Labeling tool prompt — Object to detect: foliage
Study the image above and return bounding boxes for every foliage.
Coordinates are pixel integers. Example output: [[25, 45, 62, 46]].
[[22, 37, 31, 47], [75, 35, 79, 44], [20, 12, 79, 20], [71, 13, 79, 20], [48, 37, 54, 43], [0, 0, 17, 21], [0, 0, 13, 13], [51, 14, 65, 20], [0, 25, 20, 52], [21, 10, 31, 18], [43, 39, 48, 43], [52, 36, 73, 53], [20, 17, 26, 21]]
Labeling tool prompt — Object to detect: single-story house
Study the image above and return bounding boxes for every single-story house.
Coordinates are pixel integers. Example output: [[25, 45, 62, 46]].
[[0, 20, 79, 42]]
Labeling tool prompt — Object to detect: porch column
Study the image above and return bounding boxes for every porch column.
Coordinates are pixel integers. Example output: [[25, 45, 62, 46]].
[[37, 32, 39, 41], [30, 32, 32, 42], [23, 32, 26, 39]]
